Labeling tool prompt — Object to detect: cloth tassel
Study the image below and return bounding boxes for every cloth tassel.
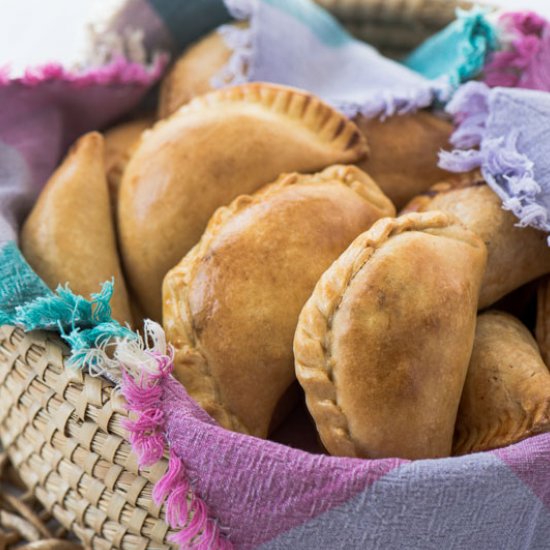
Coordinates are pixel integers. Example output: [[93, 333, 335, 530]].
[[439, 81, 549, 235], [119, 325, 231, 549]]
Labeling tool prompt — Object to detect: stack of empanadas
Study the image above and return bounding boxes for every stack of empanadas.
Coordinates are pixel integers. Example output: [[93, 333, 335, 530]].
[[163, 165, 394, 437], [21, 60, 550, 461]]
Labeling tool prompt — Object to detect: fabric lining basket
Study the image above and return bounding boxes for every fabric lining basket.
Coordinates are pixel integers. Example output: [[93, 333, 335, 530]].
[[5, 0, 538, 549]]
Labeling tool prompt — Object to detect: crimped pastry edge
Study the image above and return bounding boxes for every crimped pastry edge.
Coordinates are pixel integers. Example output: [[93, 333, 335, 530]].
[[145, 82, 368, 162], [163, 164, 394, 435], [293, 210, 484, 457]]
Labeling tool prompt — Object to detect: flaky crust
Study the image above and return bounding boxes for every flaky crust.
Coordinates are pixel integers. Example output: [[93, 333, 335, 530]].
[[355, 111, 453, 209], [163, 165, 395, 437], [294, 211, 487, 459], [454, 311, 550, 455], [21, 132, 132, 325], [402, 172, 550, 308], [120, 83, 369, 321]]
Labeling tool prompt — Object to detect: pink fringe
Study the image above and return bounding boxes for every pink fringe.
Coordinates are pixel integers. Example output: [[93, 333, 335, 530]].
[[0, 53, 168, 89], [121, 351, 230, 549], [484, 11, 550, 91]]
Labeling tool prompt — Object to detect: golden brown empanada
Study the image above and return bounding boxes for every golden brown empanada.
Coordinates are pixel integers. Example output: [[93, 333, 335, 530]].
[[294, 211, 487, 460], [104, 115, 154, 208], [454, 311, 550, 455], [120, 83, 369, 321], [536, 275, 550, 367], [21, 132, 132, 325], [402, 172, 550, 309], [158, 24, 243, 118], [163, 165, 395, 437], [354, 111, 453, 209]]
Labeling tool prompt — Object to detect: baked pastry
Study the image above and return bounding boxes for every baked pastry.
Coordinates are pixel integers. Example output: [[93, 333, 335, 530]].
[[454, 311, 550, 455], [21, 132, 132, 325], [120, 83, 369, 321], [103, 115, 153, 209], [536, 276, 550, 367], [355, 111, 453, 209], [294, 211, 487, 459], [402, 172, 550, 308], [158, 24, 243, 118], [163, 165, 395, 437]]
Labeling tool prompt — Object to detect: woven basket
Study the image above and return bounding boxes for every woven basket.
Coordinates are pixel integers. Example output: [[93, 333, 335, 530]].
[[0, 326, 176, 549], [1, 0, 493, 548], [317, 0, 491, 56]]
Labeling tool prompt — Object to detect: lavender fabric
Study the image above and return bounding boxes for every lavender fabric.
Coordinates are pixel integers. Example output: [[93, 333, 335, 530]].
[[439, 81, 550, 237], [217, 0, 443, 118], [1, 1, 550, 549], [156, 374, 550, 549]]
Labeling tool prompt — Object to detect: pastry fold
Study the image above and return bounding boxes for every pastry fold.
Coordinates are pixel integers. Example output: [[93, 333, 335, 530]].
[[403, 173, 550, 308], [163, 165, 395, 437], [455, 311, 550, 455], [103, 115, 153, 209], [119, 83, 368, 320], [21, 132, 132, 325], [294, 211, 487, 459]]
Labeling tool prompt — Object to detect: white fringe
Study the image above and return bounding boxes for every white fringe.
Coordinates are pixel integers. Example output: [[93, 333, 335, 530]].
[[69, 320, 172, 384]]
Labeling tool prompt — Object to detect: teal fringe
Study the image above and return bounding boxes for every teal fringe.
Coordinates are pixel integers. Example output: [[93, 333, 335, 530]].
[[404, 8, 498, 87], [0, 241, 137, 371], [14, 282, 114, 330], [0, 241, 52, 325]]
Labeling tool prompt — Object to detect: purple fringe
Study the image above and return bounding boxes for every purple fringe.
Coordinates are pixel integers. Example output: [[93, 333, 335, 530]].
[[446, 81, 490, 148], [439, 81, 491, 172], [121, 350, 231, 549], [0, 53, 168, 89], [484, 11, 550, 92], [336, 85, 438, 120], [439, 81, 549, 235]]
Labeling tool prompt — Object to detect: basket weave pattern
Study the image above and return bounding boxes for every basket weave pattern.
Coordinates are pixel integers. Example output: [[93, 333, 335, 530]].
[[0, 326, 175, 549]]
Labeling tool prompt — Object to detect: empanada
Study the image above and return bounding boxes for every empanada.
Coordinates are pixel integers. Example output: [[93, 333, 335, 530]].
[[158, 24, 242, 118], [294, 211, 487, 459], [104, 115, 153, 208], [536, 276, 550, 367], [21, 132, 132, 325], [354, 111, 453, 209], [120, 83, 368, 321], [163, 165, 395, 437], [454, 311, 550, 455], [402, 172, 550, 308]]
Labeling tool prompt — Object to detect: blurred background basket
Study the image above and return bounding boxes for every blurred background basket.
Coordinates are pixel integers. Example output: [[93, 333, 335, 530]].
[[0, 0, 488, 548], [317, 0, 491, 56]]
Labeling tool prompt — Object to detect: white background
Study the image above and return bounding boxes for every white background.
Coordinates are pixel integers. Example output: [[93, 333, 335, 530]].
[[0, 0, 549, 74]]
